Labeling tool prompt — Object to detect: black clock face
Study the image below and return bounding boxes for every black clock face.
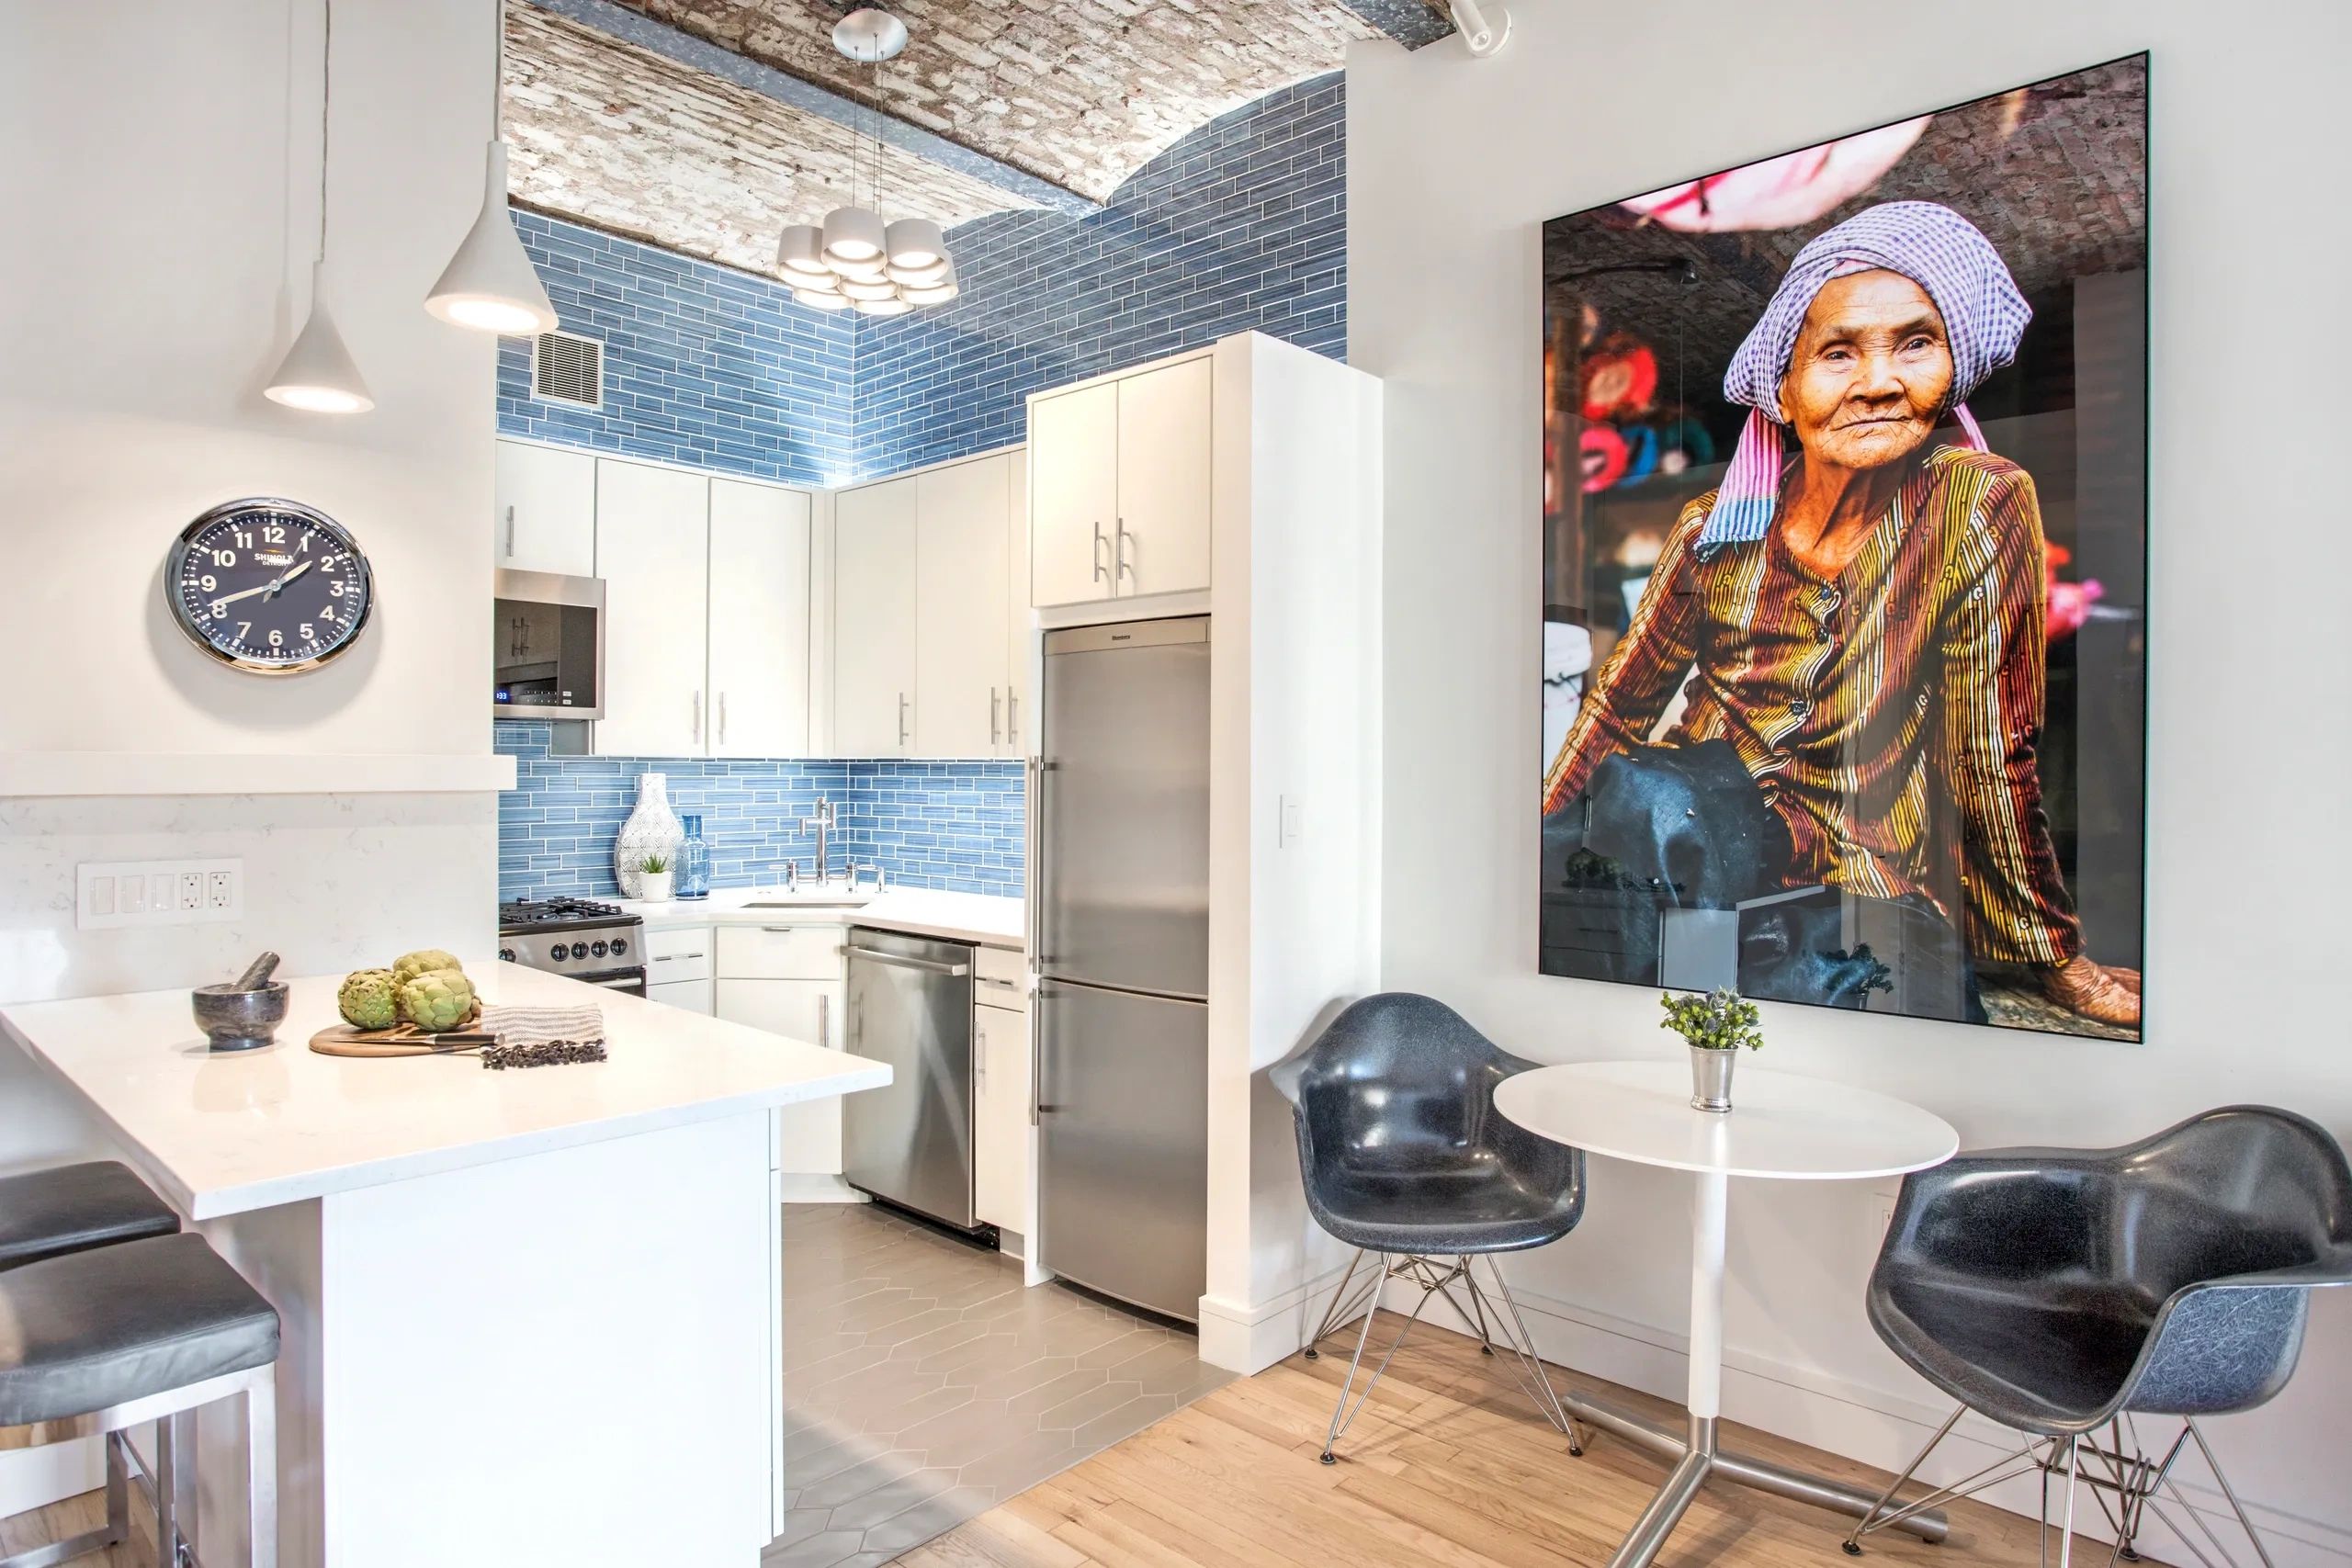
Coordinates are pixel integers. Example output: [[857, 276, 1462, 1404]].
[[166, 500, 373, 672]]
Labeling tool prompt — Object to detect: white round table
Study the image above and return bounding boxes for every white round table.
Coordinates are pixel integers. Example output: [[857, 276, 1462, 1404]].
[[1494, 1059, 1959, 1568]]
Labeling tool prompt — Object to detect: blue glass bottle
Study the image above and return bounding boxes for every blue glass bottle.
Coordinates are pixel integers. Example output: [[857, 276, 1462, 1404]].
[[675, 813, 712, 900]]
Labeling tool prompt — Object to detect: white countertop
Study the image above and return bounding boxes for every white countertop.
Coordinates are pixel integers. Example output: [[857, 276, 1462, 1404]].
[[621, 886, 1024, 950], [0, 966, 891, 1221]]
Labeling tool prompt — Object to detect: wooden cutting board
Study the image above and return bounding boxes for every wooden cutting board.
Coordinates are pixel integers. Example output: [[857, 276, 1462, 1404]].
[[310, 1011, 490, 1057]]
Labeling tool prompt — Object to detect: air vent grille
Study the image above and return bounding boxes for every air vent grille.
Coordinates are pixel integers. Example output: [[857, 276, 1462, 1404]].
[[532, 331, 603, 409]]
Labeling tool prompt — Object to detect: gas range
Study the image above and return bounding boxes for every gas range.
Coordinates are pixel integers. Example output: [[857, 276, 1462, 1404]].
[[497, 897, 647, 992]]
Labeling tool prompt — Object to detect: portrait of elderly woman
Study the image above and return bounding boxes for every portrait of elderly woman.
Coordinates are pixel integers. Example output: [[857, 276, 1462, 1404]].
[[1540, 62, 2148, 1040]]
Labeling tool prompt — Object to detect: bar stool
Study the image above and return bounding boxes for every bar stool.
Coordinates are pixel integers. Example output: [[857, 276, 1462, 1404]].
[[0, 1234, 279, 1568], [0, 1162, 179, 1271]]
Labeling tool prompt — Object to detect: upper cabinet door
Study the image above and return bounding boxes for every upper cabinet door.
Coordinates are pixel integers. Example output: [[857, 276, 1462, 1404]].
[[708, 479, 812, 759], [494, 441, 597, 577], [1027, 381, 1118, 608], [1114, 357, 1213, 598], [914, 455, 1012, 759], [594, 459, 709, 757], [831, 477, 918, 758], [1004, 449, 1031, 758]]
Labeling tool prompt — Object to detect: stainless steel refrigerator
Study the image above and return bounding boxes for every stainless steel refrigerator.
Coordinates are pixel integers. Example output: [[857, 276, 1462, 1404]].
[[1030, 616, 1210, 1322]]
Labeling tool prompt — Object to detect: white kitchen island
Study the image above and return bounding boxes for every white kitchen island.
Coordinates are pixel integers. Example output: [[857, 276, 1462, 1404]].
[[0, 965, 889, 1568]]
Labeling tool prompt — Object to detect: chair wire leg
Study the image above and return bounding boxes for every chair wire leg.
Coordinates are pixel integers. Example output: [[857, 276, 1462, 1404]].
[[1843, 1403, 1966, 1554], [1475, 1254, 1589, 1457], [2184, 1420, 2275, 1568], [1319, 1263, 1440, 1465], [1301, 1247, 1371, 1361], [1450, 1255, 1498, 1354], [2058, 1436, 2082, 1568]]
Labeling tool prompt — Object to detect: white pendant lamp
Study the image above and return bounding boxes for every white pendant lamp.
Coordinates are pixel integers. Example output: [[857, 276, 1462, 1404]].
[[266, 0, 372, 414], [775, 10, 962, 316], [424, 0, 558, 335]]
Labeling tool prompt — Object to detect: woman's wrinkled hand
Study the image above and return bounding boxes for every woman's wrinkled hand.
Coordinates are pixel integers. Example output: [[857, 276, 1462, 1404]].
[[2041, 954, 2141, 1026]]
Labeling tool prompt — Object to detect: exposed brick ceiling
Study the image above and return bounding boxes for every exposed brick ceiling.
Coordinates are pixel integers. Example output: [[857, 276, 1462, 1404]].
[[503, 0, 1422, 282], [505, 5, 1020, 279]]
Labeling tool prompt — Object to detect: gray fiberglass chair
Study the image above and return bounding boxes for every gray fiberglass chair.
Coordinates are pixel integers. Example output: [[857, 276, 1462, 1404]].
[[1269, 992, 1589, 1464], [1844, 1105, 2352, 1568]]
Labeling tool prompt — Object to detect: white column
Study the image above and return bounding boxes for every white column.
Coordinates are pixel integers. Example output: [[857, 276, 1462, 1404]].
[[1686, 1169, 1729, 1421]]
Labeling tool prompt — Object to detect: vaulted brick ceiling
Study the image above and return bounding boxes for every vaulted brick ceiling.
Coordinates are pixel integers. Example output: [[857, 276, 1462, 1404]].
[[502, 0, 1440, 283]]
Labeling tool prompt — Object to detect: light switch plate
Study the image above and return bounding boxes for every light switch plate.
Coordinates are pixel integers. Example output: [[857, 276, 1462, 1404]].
[[77, 859, 243, 930], [1278, 794, 1304, 850]]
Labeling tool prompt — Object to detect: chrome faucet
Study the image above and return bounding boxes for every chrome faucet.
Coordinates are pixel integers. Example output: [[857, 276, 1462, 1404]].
[[798, 797, 836, 887]]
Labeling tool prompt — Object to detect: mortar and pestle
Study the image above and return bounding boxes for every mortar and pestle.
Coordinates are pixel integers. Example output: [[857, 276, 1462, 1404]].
[[192, 952, 288, 1052]]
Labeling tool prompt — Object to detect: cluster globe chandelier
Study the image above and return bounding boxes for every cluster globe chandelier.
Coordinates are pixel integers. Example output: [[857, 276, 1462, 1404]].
[[775, 8, 959, 315]]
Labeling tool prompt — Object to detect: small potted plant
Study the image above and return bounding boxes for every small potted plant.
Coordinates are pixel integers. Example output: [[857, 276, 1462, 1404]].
[[639, 853, 673, 903], [1660, 987, 1762, 1113]]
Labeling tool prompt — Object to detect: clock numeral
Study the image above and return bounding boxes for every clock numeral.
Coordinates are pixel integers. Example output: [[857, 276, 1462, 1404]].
[[321, 604, 336, 620], [329, 580, 346, 596], [297, 533, 312, 553], [211, 603, 227, 619], [211, 548, 236, 567], [237, 622, 251, 640], [300, 623, 315, 641], [264, 525, 287, 545], [199, 574, 217, 592], [268, 629, 284, 649], [232, 530, 253, 549]]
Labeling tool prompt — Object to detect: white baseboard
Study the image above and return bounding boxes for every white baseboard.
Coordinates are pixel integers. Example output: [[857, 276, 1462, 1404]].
[[1378, 1271, 2352, 1567], [0, 1435, 102, 1521], [776, 1175, 867, 1204], [1199, 1257, 1364, 1374]]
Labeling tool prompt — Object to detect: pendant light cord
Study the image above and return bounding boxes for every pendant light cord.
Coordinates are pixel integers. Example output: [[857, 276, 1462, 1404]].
[[316, 0, 332, 265], [493, 0, 506, 141]]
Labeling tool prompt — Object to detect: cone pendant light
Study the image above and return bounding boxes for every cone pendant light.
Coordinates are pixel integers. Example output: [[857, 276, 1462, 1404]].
[[266, 0, 372, 413], [425, 0, 558, 334]]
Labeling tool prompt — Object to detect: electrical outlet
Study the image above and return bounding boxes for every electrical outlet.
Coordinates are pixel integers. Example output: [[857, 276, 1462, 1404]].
[[77, 860, 244, 930]]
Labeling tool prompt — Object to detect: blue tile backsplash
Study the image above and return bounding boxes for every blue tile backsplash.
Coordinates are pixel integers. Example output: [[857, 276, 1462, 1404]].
[[493, 77, 1343, 897], [498, 723, 1023, 901]]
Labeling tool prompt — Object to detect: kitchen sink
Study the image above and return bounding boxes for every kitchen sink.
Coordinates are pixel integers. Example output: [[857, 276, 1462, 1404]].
[[742, 898, 868, 909]]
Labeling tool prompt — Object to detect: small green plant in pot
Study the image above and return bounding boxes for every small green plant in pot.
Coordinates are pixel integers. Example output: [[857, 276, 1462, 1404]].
[[1661, 987, 1762, 1113], [639, 853, 673, 903]]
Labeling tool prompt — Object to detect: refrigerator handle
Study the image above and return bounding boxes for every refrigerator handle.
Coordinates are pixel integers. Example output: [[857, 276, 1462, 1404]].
[[1024, 755, 1048, 967], [1030, 986, 1046, 1125]]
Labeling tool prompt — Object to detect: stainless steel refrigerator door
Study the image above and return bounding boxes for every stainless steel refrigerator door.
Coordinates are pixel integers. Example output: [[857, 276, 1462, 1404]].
[[1035, 977, 1208, 1322], [1037, 617, 1210, 998], [841, 928, 978, 1230]]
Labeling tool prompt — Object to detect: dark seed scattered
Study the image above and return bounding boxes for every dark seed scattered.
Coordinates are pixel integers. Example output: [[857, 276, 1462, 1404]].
[[481, 1038, 609, 1070]]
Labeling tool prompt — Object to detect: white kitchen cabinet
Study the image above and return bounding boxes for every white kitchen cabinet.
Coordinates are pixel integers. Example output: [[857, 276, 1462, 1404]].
[[708, 479, 811, 758], [1004, 450, 1031, 758], [718, 976, 846, 1178], [1026, 353, 1213, 607], [914, 455, 1012, 759], [973, 997, 1031, 1234], [1114, 356, 1213, 597], [646, 977, 714, 1014], [1027, 380, 1118, 607], [494, 440, 597, 577], [831, 476, 917, 757], [594, 458, 710, 756]]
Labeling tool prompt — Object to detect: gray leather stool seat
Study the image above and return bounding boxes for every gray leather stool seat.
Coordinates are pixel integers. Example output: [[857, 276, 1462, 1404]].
[[0, 1162, 178, 1272], [0, 1234, 278, 1426]]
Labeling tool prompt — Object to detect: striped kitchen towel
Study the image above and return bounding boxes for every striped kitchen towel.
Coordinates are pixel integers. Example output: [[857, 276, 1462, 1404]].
[[480, 1002, 605, 1046]]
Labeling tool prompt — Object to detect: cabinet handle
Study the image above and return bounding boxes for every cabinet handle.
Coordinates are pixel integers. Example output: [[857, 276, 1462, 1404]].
[[975, 1018, 988, 1087], [718, 691, 729, 748], [1007, 693, 1019, 748], [503, 504, 515, 559], [692, 690, 702, 745], [1114, 520, 1135, 590], [897, 692, 910, 748], [1091, 521, 1108, 584], [989, 686, 1002, 747], [818, 992, 829, 1050]]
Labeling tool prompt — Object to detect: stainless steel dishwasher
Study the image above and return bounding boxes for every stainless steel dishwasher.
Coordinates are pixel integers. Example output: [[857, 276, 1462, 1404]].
[[840, 926, 985, 1234]]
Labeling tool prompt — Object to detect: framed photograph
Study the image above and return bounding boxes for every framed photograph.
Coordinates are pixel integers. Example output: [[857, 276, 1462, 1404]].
[[1539, 55, 2149, 1041]]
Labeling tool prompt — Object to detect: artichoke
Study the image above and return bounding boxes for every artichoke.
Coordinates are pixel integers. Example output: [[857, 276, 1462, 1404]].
[[391, 949, 465, 986], [337, 968, 400, 1031], [397, 967, 477, 1032]]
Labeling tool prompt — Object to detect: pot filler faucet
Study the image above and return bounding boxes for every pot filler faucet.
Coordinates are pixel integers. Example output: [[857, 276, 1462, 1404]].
[[799, 796, 836, 887]]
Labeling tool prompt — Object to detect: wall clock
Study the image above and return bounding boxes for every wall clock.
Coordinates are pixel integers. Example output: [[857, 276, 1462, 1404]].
[[165, 498, 375, 673]]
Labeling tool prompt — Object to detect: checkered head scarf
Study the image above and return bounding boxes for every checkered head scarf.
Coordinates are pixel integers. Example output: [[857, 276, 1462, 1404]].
[[1699, 201, 2030, 548]]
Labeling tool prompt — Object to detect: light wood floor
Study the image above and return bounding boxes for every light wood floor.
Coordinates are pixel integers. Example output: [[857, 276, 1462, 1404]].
[[894, 1309, 2161, 1568]]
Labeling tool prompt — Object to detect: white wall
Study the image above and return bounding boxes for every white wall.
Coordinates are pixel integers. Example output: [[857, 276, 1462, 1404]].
[[1351, 3, 2351, 1562], [0, 0, 503, 1517]]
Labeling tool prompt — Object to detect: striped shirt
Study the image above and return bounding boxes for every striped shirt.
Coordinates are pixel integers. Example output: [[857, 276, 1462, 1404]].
[[1542, 446, 2083, 967]]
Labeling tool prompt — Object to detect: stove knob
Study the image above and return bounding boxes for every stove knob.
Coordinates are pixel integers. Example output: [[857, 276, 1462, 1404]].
[[591, 940, 609, 958], [569, 942, 590, 961], [547, 942, 567, 962], [498, 947, 516, 963], [608, 937, 629, 958]]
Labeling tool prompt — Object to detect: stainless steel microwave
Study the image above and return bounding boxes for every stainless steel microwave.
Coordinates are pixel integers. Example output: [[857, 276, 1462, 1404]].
[[493, 570, 605, 720]]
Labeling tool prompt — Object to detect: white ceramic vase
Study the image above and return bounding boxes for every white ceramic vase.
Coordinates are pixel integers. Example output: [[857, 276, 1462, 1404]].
[[614, 773, 684, 898], [639, 870, 674, 902]]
